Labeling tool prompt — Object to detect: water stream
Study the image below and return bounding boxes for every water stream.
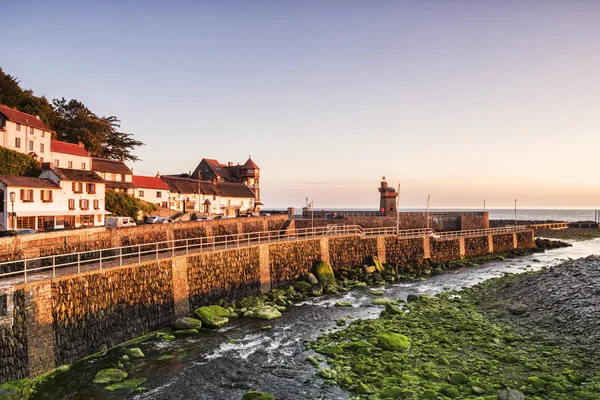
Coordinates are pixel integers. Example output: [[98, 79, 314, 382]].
[[33, 239, 600, 400]]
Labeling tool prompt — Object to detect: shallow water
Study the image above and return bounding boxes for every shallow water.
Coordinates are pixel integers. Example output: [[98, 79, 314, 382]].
[[32, 239, 600, 400]]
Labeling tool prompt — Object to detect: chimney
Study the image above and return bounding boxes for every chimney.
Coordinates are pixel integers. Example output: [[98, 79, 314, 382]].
[[41, 162, 54, 171], [228, 162, 233, 167], [35, 115, 40, 120], [78, 141, 85, 148], [156, 171, 161, 178], [121, 154, 125, 162]]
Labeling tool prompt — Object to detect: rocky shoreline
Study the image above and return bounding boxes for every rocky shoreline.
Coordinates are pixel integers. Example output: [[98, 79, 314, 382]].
[[308, 256, 600, 399]]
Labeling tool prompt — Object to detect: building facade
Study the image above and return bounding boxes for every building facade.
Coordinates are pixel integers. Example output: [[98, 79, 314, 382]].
[[132, 175, 170, 208], [91, 157, 135, 195], [0, 105, 53, 163], [50, 140, 92, 171]]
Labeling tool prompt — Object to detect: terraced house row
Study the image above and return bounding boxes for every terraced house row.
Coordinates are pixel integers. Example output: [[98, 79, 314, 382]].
[[0, 105, 262, 231]]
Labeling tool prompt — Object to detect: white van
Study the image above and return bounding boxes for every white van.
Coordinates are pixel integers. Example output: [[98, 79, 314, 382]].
[[105, 216, 137, 228]]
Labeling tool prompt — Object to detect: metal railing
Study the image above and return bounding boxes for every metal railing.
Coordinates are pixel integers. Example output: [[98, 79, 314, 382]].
[[0, 224, 528, 285], [530, 222, 569, 230]]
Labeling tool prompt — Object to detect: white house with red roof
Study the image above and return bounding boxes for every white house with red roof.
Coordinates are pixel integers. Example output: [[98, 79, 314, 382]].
[[132, 174, 170, 208], [50, 140, 92, 170], [0, 105, 53, 163]]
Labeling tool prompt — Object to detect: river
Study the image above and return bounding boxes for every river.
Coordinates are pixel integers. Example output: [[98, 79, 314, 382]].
[[32, 238, 600, 400]]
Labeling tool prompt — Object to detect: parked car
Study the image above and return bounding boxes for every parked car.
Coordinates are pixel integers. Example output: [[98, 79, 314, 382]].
[[262, 213, 271, 217], [196, 216, 213, 221], [0, 229, 37, 237], [106, 216, 137, 228], [158, 217, 172, 224], [213, 215, 224, 220], [145, 216, 162, 224]]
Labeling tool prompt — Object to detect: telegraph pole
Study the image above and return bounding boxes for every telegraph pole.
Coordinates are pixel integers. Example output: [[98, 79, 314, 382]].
[[396, 183, 401, 233]]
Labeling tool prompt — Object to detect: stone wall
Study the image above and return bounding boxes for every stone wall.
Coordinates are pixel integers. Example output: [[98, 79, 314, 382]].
[[0, 290, 27, 383], [492, 233, 516, 254], [384, 237, 426, 264], [269, 240, 321, 288], [430, 239, 462, 262], [328, 236, 378, 269], [187, 247, 261, 309], [51, 261, 174, 365], [464, 236, 491, 257], [516, 231, 535, 249]]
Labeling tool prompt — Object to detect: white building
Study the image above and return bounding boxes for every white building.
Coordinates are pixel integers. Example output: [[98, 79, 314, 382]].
[[50, 140, 92, 170], [91, 157, 135, 195], [0, 105, 53, 163], [39, 163, 108, 228], [132, 175, 170, 208], [0, 175, 62, 231]]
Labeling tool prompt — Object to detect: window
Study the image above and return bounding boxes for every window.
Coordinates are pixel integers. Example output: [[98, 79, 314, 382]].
[[110, 173, 116, 181], [54, 159, 59, 167], [29, 127, 34, 135], [72, 182, 83, 193], [17, 216, 35, 230], [68, 161, 73, 169], [68, 199, 75, 210], [63, 216, 75, 228], [93, 199, 100, 210], [80, 215, 94, 227], [41, 190, 53, 202], [248, 169, 254, 174], [121, 174, 126, 182], [81, 163, 86, 169], [156, 191, 162, 198], [38, 216, 54, 230], [79, 199, 89, 210], [213, 194, 216, 200], [86, 183, 96, 194], [138, 190, 144, 197], [20, 189, 34, 202], [15, 137, 20, 148], [16, 123, 21, 131], [40, 143, 44, 153], [29, 141, 34, 151], [41, 131, 45, 137]]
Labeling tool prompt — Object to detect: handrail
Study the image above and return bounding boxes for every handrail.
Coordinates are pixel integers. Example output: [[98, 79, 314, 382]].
[[0, 224, 529, 285]]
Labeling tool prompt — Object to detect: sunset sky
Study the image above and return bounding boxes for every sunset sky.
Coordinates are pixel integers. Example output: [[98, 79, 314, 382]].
[[2, 1, 599, 209]]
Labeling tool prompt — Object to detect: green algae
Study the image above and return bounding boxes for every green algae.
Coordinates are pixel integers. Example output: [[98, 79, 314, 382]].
[[242, 390, 275, 400], [314, 261, 335, 285], [92, 368, 128, 384], [194, 305, 230, 328], [104, 377, 147, 392], [308, 290, 600, 399]]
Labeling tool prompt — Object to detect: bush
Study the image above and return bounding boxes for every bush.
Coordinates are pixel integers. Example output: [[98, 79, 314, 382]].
[[0, 147, 40, 176], [105, 191, 156, 220]]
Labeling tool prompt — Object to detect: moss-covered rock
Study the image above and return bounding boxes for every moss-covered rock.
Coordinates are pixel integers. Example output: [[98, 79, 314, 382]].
[[334, 301, 353, 307], [194, 305, 230, 328], [105, 377, 147, 392], [314, 261, 335, 285], [254, 306, 282, 320], [171, 317, 202, 330], [173, 329, 199, 336], [124, 348, 145, 359], [93, 369, 128, 384], [294, 281, 312, 293], [242, 390, 275, 400], [372, 297, 393, 305], [377, 332, 411, 351]]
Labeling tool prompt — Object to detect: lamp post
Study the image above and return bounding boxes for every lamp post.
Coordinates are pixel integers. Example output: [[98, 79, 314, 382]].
[[311, 200, 314, 229], [9, 191, 16, 231]]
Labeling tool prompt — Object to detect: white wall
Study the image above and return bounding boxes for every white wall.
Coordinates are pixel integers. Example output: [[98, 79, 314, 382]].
[[52, 152, 92, 171], [135, 188, 169, 206], [2, 121, 52, 161]]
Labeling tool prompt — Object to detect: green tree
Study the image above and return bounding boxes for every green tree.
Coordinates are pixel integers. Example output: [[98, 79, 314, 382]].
[[105, 190, 156, 220], [0, 148, 40, 177]]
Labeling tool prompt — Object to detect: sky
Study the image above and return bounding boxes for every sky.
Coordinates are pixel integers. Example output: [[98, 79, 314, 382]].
[[1, 1, 599, 209]]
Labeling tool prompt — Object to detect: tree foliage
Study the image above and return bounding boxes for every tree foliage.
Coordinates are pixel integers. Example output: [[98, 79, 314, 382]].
[[105, 190, 156, 220], [0, 147, 40, 177], [0, 67, 144, 161]]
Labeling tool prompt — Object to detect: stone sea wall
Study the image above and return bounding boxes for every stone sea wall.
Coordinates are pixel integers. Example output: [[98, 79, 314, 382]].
[[269, 240, 321, 288], [516, 231, 535, 249], [187, 247, 261, 309], [0, 228, 534, 383], [51, 261, 174, 365]]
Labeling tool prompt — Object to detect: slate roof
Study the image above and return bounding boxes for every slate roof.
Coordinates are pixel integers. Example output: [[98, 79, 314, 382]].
[[91, 157, 133, 174], [0, 175, 61, 189], [216, 182, 255, 198], [106, 181, 136, 190], [50, 140, 90, 157], [0, 105, 52, 132], [52, 168, 105, 183], [160, 176, 219, 196], [132, 175, 169, 190]]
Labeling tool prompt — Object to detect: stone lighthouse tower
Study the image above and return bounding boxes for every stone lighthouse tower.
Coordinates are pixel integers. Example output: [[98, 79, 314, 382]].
[[378, 177, 398, 216]]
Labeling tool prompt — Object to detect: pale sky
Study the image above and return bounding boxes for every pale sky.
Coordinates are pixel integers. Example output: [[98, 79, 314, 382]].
[[1, 1, 599, 209]]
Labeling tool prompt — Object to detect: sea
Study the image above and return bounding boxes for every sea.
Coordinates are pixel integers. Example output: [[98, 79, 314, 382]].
[[268, 208, 600, 222]]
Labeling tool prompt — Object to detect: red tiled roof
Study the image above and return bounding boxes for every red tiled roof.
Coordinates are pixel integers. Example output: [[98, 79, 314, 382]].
[[204, 158, 225, 167], [133, 175, 169, 190], [0, 105, 52, 132], [243, 158, 259, 169], [50, 140, 90, 157], [0, 175, 60, 189]]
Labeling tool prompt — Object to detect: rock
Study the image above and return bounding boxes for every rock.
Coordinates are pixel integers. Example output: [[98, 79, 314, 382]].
[[384, 303, 403, 315], [363, 265, 376, 274], [305, 273, 319, 285], [371, 256, 385, 272], [507, 303, 529, 315], [105, 377, 147, 392], [242, 390, 275, 400], [294, 281, 312, 293], [124, 348, 145, 359], [407, 294, 420, 302], [371, 297, 393, 306], [370, 290, 384, 296], [254, 306, 282, 320], [498, 388, 525, 400], [173, 329, 198, 336], [448, 371, 468, 385], [335, 318, 346, 326], [93, 368, 128, 384], [356, 381, 373, 394], [441, 386, 460, 398], [311, 286, 323, 297], [314, 261, 336, 285], [377, 332, 411, 351], [194, 305, 230, 329], [306, 356, 320, 367], [171, 317, 202, 330], [334, 301, 353, 307], [260, 325, 272, 331], [471, 386, 486, 395]]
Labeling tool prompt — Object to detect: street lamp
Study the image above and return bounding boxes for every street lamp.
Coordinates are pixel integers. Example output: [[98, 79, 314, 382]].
[[9, 191, 16, 231]]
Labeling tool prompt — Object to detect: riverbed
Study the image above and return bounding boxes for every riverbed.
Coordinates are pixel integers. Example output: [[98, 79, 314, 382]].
[[31, 238, 600, 400]]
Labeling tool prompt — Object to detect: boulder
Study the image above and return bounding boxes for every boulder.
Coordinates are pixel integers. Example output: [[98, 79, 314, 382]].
[[124, 348, 145, 359], [93, 368, 128, 384], [254, 306, 282, 320], [294, 281, 312, 293], [508, 303, 529, 316], [372, 297, 393, 306], [384, 303, 403, 315], [194, 305, 230, 329], [498, 389, 525, 400], [407, 294, 420, 302], [171, 317, 202, 330], [305, 272, 319, 285], [314, 261, 336, 285], [377, 332, 411, 351]]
